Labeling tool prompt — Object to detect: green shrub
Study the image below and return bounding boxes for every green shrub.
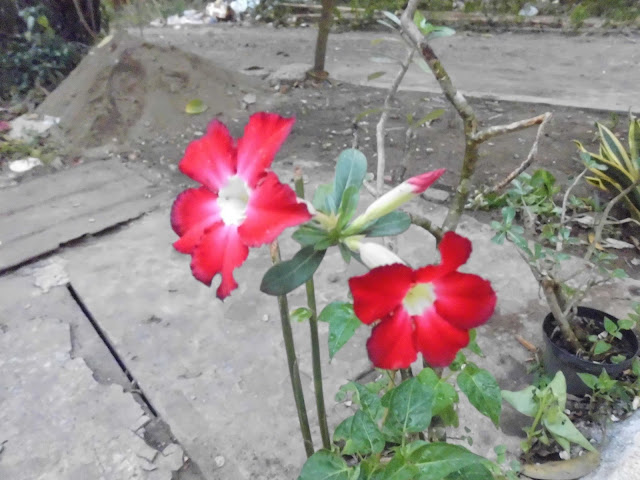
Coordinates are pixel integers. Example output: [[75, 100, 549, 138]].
[[0, 7, 86, 99]]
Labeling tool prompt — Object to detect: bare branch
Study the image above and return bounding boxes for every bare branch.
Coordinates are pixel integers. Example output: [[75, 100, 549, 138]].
[[376, 49, 415, 194], [409, 213, 443, 242], [393, 127, 417, 183], [473, 112, 550, 144], [400, 0, 476, 130], [560, 169, 588, 228], [584, 177, 640, 264], [490, 113, 552, 192]]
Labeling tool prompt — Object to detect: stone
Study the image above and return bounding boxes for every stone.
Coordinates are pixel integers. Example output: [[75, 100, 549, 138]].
[[267, 63, 311, 86]]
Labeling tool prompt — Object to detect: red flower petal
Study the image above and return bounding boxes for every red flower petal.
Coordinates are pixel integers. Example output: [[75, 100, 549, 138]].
[[190, 222, 249, 299], [179, 120, 236, 192], [407, 169, 446, 193], [413, 307, 470, 367], [236, 113, 295, 188], [349, 264, 413, 325], [433, 272, 497, 329], [367, 308, 417, 369], [171, 187, 221, 253], [237, 172, 311, 246], [438, 231, 472, 274]]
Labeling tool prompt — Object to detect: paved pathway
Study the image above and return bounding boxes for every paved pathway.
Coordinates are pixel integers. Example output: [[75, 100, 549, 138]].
[[140, 24, 640, 112]]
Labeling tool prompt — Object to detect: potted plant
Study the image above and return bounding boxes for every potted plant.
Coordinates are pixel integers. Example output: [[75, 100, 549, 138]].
[[491, 132, 640, 394]]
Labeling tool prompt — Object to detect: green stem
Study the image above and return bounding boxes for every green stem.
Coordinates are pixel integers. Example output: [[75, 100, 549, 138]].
[[294, 170, 331, 450], [270, 241, 315, 458]]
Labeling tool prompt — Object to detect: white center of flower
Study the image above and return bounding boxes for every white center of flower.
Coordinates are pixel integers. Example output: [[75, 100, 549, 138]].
[[218, 175, 251, 225], [403, 283, 435, 316]]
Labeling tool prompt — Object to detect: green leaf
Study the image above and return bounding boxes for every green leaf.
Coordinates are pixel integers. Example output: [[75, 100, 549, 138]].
[[331, 149, 367, 214], [547, 371, 567, 411], [382, 378, 434, 436], [611, 354, 626, 364], [299, 450, 356, 480], [367, 71, 386, 81], [312, 184, 334, 213], [417, 368, 458, 416], [338, 185, 360, 230], [577, 373, 598, 390], [290, 307, 312, 323], [501, 386, 537, 417], [457, 364, 502, 427], [618, 318, 635, 330], [185, 99, 208, 114], [336, 381, 384, 421], [502, 206, 516, 225], [543, 411, 597, 452], [293, 225, 331, 247], [445, 463, 494, 480], [411, 109, 446, 128], [354, 107, 384, 124], [409, 443, 491, 480], [338, 242, 352, 263], [378, 452, 419, 480], [260, 247, 325, 296], [363, 211, 411, 237], [467, 329, 483, 356], [604, 317, 618, 335], [426, 25, 456, 40], [318, 302, 361, 359], [633, 357, 640, 376], [594, 340, 611, 355], [334, 410, 384, 456]]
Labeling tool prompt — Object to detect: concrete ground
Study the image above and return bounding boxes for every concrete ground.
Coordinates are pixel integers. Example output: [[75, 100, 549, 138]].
[[2, 24, 640, 480]]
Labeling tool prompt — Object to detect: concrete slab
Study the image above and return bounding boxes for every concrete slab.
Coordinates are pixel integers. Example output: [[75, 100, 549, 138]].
[[0, 269, 187, 480], [0, 159, 165, 272], [61, 169, 640, 477]]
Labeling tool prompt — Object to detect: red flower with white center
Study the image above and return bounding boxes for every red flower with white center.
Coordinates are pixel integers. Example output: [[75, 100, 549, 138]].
[[171, 113, 311, 299], [348, 232, 496, 369]]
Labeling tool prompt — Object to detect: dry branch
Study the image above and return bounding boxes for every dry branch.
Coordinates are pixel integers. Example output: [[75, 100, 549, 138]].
[[490, 113, 551, 192]]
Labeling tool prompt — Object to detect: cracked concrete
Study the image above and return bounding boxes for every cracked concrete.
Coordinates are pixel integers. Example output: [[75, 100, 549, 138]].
[[0, 264, 195, 480]]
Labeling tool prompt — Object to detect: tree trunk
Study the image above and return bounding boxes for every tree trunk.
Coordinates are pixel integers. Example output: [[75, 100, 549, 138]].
[[0, 0, 20, 35], [312, 0, 335, 74]]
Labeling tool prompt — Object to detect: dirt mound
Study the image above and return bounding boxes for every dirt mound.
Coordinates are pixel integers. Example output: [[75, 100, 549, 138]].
[[38, 31, 263, 151]]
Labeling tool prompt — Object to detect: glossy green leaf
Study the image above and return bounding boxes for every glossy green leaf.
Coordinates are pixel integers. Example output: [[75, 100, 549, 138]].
[[334, 410, 384, 456], [445, 463, 494, 480], [502, 386, 537, 417], [185, 99, 207, 114], [543, 411, 597, 452], [382, 378, 434, 435], [331, 149, 367, 214], [457, 364, 501, 427], [604, 317, 618, 334], [378, 452, 419, 480], [338, 185, 360, 230], [290, 307, 312, 323], [338, 242, 352, 263], [362, 211, 411, 237], [336, 381, 384, 421], [417, 368, 458, 416], [594, 340, 611, 355], [312, 183, 333, 213], [409, 443, 491, 480], [547, 371, 567, 411], [411, 109, 445, 128], [293, 224, 331, 247], [367, 71, 386, 81], [354, 107, 384, 124], [298, 450, 357, 480], [318, 302, 361, 359], [260, 247, 325, 296], [381, 10, 401, 26], [577, 373, 598, 390]]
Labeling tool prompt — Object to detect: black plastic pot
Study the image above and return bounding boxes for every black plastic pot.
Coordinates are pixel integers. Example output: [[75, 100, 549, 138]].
[[542, 306, 639, 396]]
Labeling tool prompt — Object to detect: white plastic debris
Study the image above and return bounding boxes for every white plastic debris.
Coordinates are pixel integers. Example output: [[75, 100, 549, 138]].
[[519, 3, 539, 16], [8, 114, 60, 141], [601, 238, 635, 249], [206, 1, 233, 20], [230, 0, 260, 14], [9, 157, 42, 173]]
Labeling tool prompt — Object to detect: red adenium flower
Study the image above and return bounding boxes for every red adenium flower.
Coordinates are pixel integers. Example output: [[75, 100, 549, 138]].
[[348, 232, 496, 369], [171, 113, 311, 299]]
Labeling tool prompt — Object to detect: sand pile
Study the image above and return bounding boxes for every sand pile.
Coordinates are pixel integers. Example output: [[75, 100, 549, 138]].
[[37, 31, 263, 151]]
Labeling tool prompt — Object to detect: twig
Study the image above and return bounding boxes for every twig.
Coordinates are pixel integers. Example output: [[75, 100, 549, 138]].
[[473, 113, 550, 144], [376, 48, 415, 194], [584, 178, 640, 264], [409, 213, 443, 242], [489, 113, 551, 192], [394, 126, 417, 183], [70, 0, 99, 39], [560, 169, 588, 227]]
